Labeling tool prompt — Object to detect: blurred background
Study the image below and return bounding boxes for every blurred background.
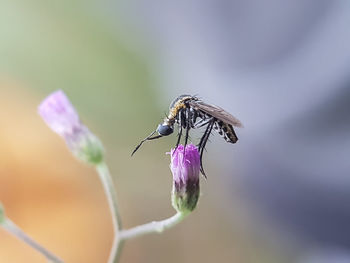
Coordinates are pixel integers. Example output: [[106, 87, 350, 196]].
[[1, 0, 350, 262]]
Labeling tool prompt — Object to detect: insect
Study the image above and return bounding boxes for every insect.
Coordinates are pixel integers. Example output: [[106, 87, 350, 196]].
[[132, 95, 242, 176]]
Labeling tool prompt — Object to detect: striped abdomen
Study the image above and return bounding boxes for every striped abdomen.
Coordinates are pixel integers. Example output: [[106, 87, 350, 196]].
[[213, 120, 238, 143]]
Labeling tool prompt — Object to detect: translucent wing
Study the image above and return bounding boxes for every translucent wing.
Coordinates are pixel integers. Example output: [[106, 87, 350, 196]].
[[189, 101, 243, 127]]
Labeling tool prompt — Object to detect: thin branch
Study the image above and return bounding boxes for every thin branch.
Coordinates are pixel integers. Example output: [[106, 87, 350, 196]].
[[1, 218, 63, 263], [119, 212, 187, 241], [95, 162, 123, 263]]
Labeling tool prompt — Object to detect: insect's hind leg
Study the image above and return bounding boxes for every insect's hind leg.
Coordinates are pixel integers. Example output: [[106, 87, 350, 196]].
[[197, 119, 215, 177], [197, 118, 215, 150], [194, 117, 214, 129]]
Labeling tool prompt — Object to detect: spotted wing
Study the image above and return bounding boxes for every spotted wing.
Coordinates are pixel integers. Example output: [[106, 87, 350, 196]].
[[189, 101, 243, 127]]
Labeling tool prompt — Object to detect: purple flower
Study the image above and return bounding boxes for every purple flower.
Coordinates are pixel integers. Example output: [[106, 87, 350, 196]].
[[38, 90, 82, 137], [170, 144, 200, 213], [38, 90, 104, 164]]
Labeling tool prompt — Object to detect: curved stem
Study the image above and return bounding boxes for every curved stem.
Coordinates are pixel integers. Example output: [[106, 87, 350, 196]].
[[95, 162, 123, 263], [1, 218, 63, 263], [119, 212, 187, 241], [95, 163, 189, 262]]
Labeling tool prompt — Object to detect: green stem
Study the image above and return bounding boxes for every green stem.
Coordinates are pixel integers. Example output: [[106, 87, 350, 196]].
[[95, 163, 188, 262], [95, 162, 123, 263], [119, 212, 187, 241], [1, 218, 63, 263]]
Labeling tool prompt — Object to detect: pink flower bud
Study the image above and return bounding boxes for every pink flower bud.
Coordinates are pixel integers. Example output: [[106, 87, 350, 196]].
[[170, 144, 200, 213], [38, 90, 104, 164]]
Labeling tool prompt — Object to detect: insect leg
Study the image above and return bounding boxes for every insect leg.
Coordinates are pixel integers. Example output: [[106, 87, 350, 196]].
[[190, 108, 197, 128], [131, 130, 163, 156], [173, 109, 185, 151], [175, 124, 183, 151], [184, 108, 191, 148], [194, 117, 214, 129], [197, 122, 210, 151], [197, 119, 215, 177], [180, 108, 187, 128]]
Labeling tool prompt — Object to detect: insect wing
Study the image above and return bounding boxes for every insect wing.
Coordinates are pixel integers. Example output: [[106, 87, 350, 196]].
[[189, 101, 243, 127]]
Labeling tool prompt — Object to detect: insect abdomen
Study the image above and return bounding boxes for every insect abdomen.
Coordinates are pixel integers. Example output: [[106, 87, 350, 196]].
[[214, 121, 238, 143]]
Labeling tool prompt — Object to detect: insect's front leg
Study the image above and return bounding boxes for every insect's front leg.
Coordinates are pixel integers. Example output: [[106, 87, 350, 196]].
[[174, 109, 185, 150], [131, 130, 163, 156], [180, 108, 187, 129], [175, 123, 183, 150], [184, 107, 192, 148]]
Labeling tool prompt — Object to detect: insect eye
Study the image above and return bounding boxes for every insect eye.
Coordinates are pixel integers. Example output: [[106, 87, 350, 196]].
[[157, 124, 173, 136]]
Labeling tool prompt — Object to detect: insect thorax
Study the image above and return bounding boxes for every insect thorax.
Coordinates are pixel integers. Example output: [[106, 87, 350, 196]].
[[167, 95, 194, 122]]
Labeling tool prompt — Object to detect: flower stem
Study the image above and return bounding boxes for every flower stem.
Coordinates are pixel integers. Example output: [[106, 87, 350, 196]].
[[119, 212, 187, 241], [95, 162, 123, 263], [1, 218, 63, 263]]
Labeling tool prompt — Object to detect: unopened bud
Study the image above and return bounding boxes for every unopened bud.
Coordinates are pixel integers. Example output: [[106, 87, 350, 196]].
[[170, 144, 200, 213], [38, 90, 104, 165]]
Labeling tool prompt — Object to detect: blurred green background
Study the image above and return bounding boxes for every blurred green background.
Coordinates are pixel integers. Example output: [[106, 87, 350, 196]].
[[0, 1, 285, 263]]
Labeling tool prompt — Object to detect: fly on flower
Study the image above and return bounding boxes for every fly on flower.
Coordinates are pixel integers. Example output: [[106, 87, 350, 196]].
[[132, 95, 243, 176]]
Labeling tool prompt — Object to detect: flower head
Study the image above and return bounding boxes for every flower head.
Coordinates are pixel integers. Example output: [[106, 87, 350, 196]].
[[170, 144, 200, 213], [38, 90, 82, 137], [38, 90, 104, 164]]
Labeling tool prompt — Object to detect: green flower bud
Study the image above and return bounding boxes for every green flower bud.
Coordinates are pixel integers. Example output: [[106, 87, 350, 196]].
[[67, 130, 104, 165]]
